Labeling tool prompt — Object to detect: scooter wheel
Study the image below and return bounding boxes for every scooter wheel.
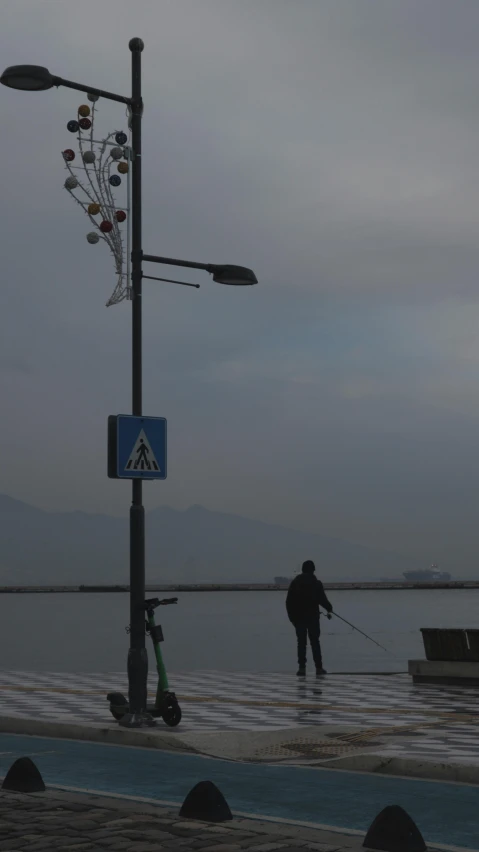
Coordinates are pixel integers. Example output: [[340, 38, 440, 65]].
[[110, 707, 125, 721], [162, 697, 182, 727]]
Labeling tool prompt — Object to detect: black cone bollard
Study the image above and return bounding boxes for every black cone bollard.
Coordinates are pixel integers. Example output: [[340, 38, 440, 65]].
[[2, 757, 45, 793], [363, 805, 426, 852], [180, 780, 233, 822]]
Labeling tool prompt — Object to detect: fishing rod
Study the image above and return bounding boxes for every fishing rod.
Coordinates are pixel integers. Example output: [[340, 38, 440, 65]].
[[322, 609, 393, 655]]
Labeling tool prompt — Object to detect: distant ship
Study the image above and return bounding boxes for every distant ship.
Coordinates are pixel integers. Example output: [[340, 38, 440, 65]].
[[274, 576, 292, 585], [403, 564, 451, 583]]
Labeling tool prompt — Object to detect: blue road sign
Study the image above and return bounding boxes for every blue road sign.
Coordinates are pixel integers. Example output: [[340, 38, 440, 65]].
[[108, 415, 167, 480]]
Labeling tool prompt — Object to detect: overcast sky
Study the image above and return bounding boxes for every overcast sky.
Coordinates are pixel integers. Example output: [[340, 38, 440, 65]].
[[2, 0, 479, 570]]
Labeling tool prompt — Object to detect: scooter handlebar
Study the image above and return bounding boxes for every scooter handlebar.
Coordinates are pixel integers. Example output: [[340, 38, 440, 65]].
[[143, 596, 178, 610]]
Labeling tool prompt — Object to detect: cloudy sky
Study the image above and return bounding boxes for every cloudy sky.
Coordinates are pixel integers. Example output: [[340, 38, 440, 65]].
[[1, 0, 479, 570]]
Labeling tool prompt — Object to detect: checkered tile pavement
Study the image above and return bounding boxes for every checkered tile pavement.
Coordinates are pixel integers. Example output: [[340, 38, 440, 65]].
[[0, 669, 478, 765]]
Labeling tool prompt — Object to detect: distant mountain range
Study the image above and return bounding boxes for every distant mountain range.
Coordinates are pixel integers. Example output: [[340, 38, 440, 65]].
[[0, 494, 419, 585]]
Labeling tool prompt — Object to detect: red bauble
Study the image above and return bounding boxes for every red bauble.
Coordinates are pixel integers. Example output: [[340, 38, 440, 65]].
[[100, 220, 113, 233], [62, 149, 75, 162], [79, 117, 92, 130], [115, 210, 127, 223]]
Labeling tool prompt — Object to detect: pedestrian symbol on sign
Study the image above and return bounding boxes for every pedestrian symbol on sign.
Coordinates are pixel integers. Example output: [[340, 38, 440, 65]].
[[108, 415, 167, 480], [125, 429, 160, 472]]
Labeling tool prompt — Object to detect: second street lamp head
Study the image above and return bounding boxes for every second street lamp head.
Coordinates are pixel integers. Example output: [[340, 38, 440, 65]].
[[210, 265, 258, 286], [0, 65, 55, 91]]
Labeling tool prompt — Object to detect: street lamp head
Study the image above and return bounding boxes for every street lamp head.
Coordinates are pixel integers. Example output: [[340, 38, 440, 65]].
[[0, 65, 55, 91], [210, 264, 258, 286], [129, 38, 145, 53]]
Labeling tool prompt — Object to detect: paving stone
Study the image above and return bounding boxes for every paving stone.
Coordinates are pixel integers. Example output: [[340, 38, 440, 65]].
[[129, 830, 177, 842], [165, 826, 205, 837], [197, 827, 231, 834], [61, 805, 92, 814], [3, 815, 35, 825], [86, 815, 116, 824], [128, 846, 165, 852], [117, 830, 172, 842], [304, 845, 341, 852], [200, 845, 242, 852], [247, 844, 290, 851], [100, 819, 134, 828], [26, 804, 61, 812], [225, 834, 258, 841], [31, 816, 67, 825], [279, 848, 315, 852], [85, 812, 113, 819], [84, 830, 125, 841], [56, 847, 104, 852], [127, 824, 175, 835]]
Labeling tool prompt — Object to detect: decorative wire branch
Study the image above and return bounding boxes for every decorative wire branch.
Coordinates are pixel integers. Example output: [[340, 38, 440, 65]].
[[61, 96, 131, 306]]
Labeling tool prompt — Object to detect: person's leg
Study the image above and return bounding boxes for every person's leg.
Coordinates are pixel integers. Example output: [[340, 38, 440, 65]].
[[307, 618, 324, 671], [295, 623, 307, 673]]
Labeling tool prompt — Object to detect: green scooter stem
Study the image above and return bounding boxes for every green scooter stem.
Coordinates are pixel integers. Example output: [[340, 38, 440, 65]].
[[146, 609, 170, 703]]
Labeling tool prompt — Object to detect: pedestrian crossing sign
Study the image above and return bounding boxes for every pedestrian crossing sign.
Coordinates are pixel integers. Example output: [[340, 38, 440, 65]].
[[108, 415, 167, 480]]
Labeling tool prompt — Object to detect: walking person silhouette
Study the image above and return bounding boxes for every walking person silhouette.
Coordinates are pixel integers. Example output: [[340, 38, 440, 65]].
[[135, 439, 151, 470]]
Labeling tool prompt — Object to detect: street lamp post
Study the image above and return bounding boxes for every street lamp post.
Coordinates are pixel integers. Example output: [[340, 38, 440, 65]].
[[1, 40, 257, 728], [128, 38, 148, 725]]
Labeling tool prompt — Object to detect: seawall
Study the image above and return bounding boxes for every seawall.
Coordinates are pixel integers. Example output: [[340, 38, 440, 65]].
[[0, 581, 477, 593]]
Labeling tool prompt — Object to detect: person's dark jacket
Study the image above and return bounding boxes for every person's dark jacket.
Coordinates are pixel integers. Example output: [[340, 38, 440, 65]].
[[286, 573, 332, 625]]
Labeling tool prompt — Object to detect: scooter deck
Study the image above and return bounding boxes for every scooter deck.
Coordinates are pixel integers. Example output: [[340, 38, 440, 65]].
[[112, 703, 166, 715]]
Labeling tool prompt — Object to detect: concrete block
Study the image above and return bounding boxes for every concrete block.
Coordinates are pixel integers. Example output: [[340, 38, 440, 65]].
[[408, 659, 479, 684]]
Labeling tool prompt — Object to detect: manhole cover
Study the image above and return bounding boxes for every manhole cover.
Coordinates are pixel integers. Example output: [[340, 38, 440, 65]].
[[283, 741, 358, 758], [253, 733, 384, 761], [327, 730, 385, 746]]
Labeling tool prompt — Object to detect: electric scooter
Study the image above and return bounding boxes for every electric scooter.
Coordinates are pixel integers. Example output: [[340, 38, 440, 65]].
[[107, 596, 182, 727]]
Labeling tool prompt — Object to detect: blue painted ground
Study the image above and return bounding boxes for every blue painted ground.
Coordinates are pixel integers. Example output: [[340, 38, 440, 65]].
[[0, 733, 477, 849]]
